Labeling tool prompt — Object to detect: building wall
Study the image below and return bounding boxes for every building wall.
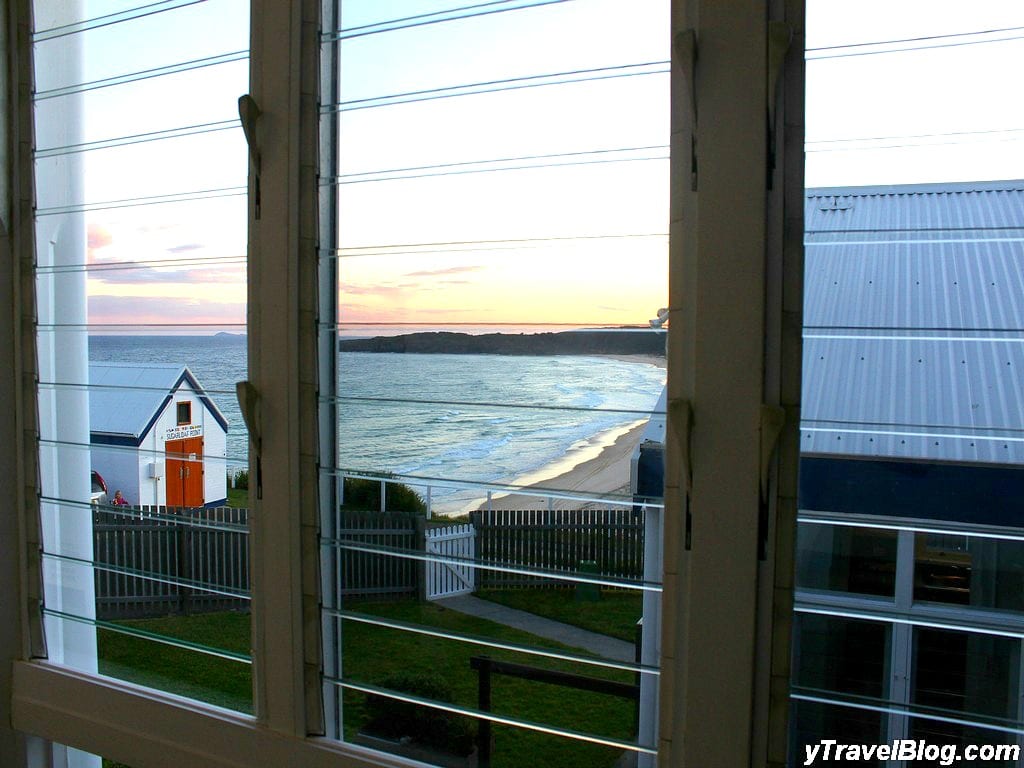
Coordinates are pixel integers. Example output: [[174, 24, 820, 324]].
[[91, 446, 139, 507], [95, 380, 228, 508]]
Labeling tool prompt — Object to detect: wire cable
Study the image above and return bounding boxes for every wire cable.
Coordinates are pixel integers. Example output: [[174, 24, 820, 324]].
[[41, 494, 249, 532], [322, 536, 662, 591], [42, 550, 251, 600], [34, 50, 248, 101], [329, 608, 658, 676], [43, 608, 252, 664], [805, 127, 1024, 146], [32, 0, 205, 42], [323, 0, 571, 43], [35, 185, 246, 217], [35, 119, 240, 159], [806, 24, 1024, 53], [327, 145, 669, 186], [806, 33, 1024, 60], [37, 254, 245, 275], [324, 393, 665, 418], [331, 233, 668, 259], [322, 468, 663, 512], [329, 677, 657, 754], [323, 61, 669, 114]]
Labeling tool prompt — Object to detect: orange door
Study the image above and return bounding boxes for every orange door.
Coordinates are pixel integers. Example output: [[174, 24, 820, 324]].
[[166, 439, 184, 507], [165, 437, 204, 507]]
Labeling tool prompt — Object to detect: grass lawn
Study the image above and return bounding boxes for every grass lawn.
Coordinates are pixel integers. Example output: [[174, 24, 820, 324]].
[[227, 487, 248, 508], [477, 588, 643, 643], [347, 601, 636, 768], [98, 604, 637, 768], [98, 611, 253, 715]]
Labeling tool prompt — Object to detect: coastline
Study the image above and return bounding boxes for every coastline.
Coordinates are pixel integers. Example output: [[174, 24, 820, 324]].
[[596, 353, 666, 369], [467, 420, 648, 513]]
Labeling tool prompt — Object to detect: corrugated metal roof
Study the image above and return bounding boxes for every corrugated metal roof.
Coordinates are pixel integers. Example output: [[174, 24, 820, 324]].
[[89, 362, 227, 440], [802, 179, 1024, 465]]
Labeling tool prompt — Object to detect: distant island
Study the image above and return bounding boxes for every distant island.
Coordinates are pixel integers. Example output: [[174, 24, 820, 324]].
[[338, 330, 666, 357]]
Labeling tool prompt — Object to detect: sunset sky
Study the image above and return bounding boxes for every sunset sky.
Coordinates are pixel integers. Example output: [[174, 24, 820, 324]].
[[40, 0, 1024, 332]]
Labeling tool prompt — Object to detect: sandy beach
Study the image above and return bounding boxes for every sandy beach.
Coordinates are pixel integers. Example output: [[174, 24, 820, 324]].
[[459, 353, 664, 513], [599, 353, 666, 369], [473, 420, 649, 512]]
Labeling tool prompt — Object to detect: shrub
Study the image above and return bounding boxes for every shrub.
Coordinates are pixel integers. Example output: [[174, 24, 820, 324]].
[[233, 469, 249, 490], [363, 671, 475, 755], [342, 476, 426, 514]]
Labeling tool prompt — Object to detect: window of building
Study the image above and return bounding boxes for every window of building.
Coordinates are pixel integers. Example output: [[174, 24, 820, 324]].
[[317, 2, 668, 763], [176, 402, 192, 426], [29, 0, 253, 721]]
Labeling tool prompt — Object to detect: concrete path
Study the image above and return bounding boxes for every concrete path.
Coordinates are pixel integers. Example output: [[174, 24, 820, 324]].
[[435, 594, 635, 663]]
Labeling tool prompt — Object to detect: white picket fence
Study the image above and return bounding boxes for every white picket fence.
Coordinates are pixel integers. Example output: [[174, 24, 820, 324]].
[[424, 524, 476, 601]]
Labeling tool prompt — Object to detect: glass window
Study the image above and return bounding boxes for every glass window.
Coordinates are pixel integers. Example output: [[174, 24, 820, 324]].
[[914, 532, 1024, 613], [792, 615, 890, 761], [176, 402, 192, 426], [319, 1, 667, 764], [797, 522, 897, 597], [795, 0, 1024, 758], [912, 628, 1019, 722], [32, 0, 252, 714]]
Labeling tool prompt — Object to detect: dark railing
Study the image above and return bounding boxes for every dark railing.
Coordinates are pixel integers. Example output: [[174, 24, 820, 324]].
[[469, 508, 644, 588], [92, 507, 645, 618], [93, 505, 249, 619]]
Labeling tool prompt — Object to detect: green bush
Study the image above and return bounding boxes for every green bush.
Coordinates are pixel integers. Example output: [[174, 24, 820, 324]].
[[364, 671, 475, 755], [342, 476, 426, 514], [233, 469, 249, 490]]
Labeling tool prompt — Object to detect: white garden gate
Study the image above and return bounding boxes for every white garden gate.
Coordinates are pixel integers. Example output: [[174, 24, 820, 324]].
[[425, 523, 476, 600]]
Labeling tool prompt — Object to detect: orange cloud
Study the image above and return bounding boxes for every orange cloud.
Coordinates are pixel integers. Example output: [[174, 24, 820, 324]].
[[87, 222, 113, 251]]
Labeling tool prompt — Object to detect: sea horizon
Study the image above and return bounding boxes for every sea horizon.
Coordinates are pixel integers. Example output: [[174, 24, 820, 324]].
[[88, 335, 666, 513]]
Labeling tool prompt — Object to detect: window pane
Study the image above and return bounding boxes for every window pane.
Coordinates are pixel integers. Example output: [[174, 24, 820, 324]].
[[320, 1, 667, 764], [790, 700, 885, 767], [797, 522, 897, 597], [794, 614, 889, 699], [914, 531, 1024, 612], [912, 628, 1019, 722], [795, 0, 1024, 760], [33, 0, 252, 712]]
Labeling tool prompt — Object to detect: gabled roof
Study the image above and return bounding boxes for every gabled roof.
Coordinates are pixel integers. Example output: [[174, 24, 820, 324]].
[[89, 362, 228, 446], [802, 179, 1024, 465]]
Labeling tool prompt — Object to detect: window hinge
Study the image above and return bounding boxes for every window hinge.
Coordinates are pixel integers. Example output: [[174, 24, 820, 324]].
[[238, 94, 262, 219], [674, 29, 698, 191], [766, 21, 793, 190], [668, 397, 694, 549], [758, 404, 786, 560], [236, 380, 262, 500]]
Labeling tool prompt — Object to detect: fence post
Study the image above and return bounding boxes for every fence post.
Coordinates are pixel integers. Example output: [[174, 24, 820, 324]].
[[425, 485, 432, 520], [415, 515, 427, 603], [177, 522, 193, 615], [379, 479, 386, 512], [476, 657, 492, 768]]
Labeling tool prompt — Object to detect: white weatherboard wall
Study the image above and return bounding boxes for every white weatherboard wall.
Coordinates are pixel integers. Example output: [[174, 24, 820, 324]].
[[91, 445, 139, 507], [137, 380, 228, 507], [90, 364, 228, 508]]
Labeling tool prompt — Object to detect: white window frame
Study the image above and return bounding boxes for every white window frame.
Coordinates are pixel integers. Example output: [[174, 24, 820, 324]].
[[0, 1, 805, 766]]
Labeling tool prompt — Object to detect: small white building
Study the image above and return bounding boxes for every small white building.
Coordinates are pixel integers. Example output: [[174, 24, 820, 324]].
[[89, 363, 229, 508]]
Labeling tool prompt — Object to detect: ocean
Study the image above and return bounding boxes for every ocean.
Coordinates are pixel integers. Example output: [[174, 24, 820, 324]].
[[89, 335, 666, 513]]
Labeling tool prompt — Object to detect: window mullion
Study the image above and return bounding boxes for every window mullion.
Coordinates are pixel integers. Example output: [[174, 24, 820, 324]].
[[3, 0, 50, 763], [246, 0, 322, 738], [661, 2, 793, 766]]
